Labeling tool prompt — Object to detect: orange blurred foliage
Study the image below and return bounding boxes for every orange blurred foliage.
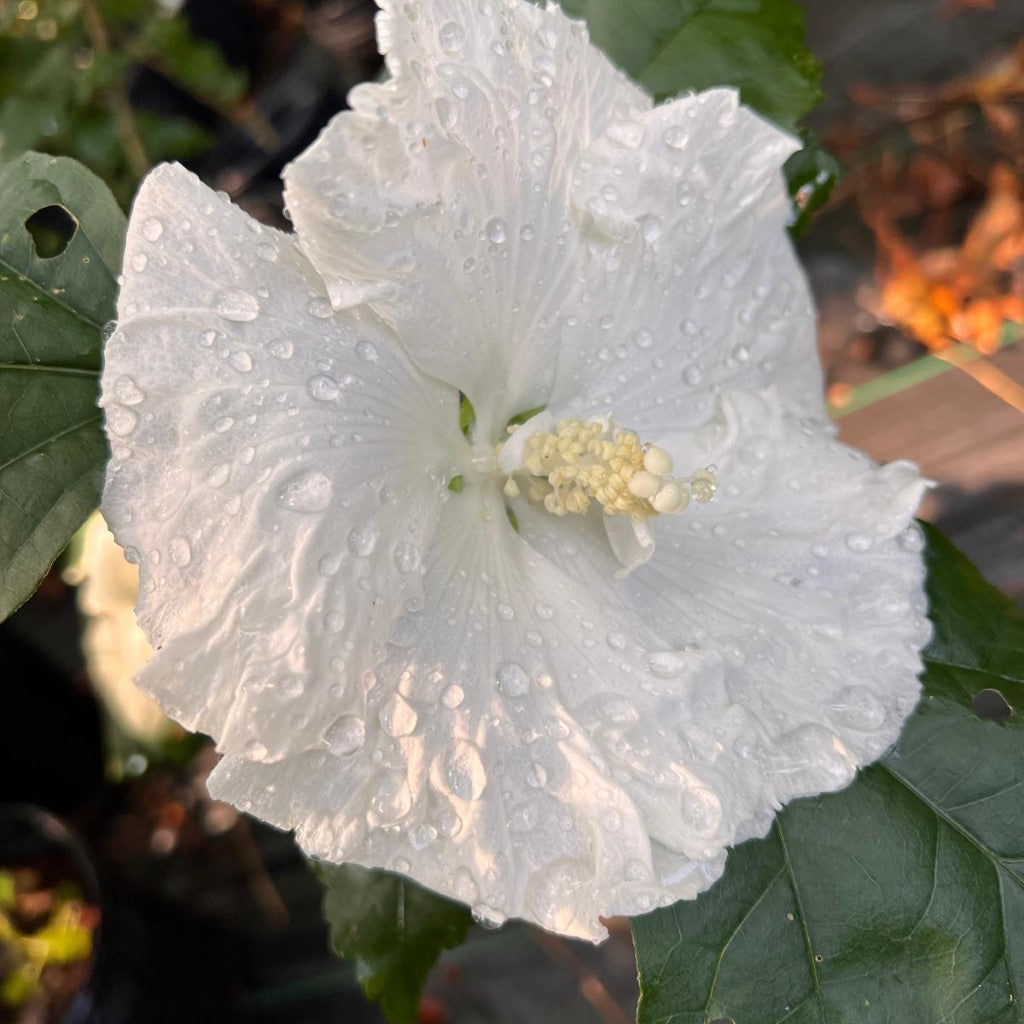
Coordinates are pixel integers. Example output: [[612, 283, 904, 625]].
[[871, 163, 1024, 354]]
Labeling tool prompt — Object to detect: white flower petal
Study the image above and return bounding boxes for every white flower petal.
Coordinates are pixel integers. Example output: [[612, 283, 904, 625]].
[[554, 89, 824, 430], [283, 0, 650, 436], [208, 487, 687, 939], [511, 388, 928, 865], [102, 164, 462, 761]]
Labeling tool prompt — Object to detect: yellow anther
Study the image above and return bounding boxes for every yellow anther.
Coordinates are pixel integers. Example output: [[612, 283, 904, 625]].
[[503, 476, 520, 498], [512, 417, 716, 521]]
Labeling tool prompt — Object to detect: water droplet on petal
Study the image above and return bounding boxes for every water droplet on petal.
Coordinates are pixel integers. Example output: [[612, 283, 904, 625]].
[[169, 536, 192, 567], [325, 715, 365, 756], [106, 406, 138, 437], [662, 125, 688, 149], [380, 694, 418, 737], [308, 296, 333, 319], [256, 242, 278, 262], [214, 288, 260, 322], [486, 217, 508, 244], [525, 860, 586, 932], [206, 462, 230, 487], [442, 684, 465, 709], [898, 525, 925, 552], [439, 21, 465, 52], [495, 661, 529, 697], [142, 218, 164, 242], [279, 470, 333, 512], [243, 738, 269, 761], [307, 374, 340, 401], [356, 339, 380, 363], [269, 339, 294, 360], [393, 541, 421, 573], [845, 532, 872, 552], [113, 375, 145, 405], [646, 650, 688, 680], [319, 553, 342, 577], [431, 740, 487, 800], [230, 350, 253, 372], [370, 771, 413, 824], [347, 523, 378, 557]]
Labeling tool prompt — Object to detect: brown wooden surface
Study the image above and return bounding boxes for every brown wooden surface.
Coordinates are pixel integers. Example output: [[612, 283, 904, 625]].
[[838, 344, 1024, 600]]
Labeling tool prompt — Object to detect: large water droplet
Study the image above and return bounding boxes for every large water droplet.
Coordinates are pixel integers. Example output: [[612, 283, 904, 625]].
[[662, 125, 688, 150], [646, 650, 688, 680], [442, 683, 465, 709], [113, 375, 145, 406], [679, 786, 722, 836], [495, 661, 529, 697], [356, 339, 380, 363], [256, 242, 278, 262], [243, 738, 269, 761], [142, 218, 164, 242], [379, 694, 418, 737], [308, 296, 334, 319], [370, 771, 413, 824], [486, 217, 508, 244], [347, 523, 378, 557], [307, 374, 340, 401], [230, 350, 253, 372], [439, 21, 465, 52], [525, 860, 586, 933], [393, 541, 421, 573], [898, 525, 925, 553], [431, 740, 487, 800], [214, 288, 260, 322], [206, 462, 230, 488], [106, 406, 138, 437], [169, 536, 192, 567], [325, 715, 365, 756], [279, 470, 333, 512]]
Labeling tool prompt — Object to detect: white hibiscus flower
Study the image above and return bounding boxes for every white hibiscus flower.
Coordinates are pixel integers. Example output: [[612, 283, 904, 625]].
[[100, 0, 930, 939]]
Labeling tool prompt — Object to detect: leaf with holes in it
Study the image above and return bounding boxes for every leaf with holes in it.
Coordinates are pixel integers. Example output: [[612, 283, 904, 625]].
[[0, 152, 125, 622], [632, 523, 1024, 1024], [320, 862, 473, 1024]]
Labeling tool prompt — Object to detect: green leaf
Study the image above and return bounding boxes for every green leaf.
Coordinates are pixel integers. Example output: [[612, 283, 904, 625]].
[[785, 131, 840, 238], [559, 0, 822, 131], [0, 152, 125, 621], [633, 524, 1024, 1024], [320, 863, 473, 1024]]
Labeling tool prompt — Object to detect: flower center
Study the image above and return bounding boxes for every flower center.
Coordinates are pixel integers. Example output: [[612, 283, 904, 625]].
[[502, 417, 716, 520]]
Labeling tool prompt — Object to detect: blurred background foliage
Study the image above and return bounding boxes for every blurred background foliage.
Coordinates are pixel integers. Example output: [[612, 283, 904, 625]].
[[0, 0, 248, 204]]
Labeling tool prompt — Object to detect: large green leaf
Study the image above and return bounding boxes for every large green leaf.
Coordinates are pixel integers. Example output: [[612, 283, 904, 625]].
[[633, 524, 1024, 1024], [559, 0, 822, 131], [0, 152, 124, 621], [321, 863, 473, 1024]]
